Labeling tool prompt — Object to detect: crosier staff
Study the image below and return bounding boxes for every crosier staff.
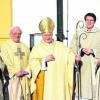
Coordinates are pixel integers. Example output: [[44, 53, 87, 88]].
[[75, 20, 87, 100]]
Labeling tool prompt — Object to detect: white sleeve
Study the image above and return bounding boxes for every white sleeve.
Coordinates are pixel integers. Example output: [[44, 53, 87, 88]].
[[41, 58, 47, 71]]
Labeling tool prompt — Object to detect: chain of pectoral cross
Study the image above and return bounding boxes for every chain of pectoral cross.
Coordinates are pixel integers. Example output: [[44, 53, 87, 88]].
[[15, 48, 25, 59]]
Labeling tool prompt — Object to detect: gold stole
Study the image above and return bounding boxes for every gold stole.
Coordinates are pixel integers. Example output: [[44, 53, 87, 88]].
[[32, 58, 45, 100]]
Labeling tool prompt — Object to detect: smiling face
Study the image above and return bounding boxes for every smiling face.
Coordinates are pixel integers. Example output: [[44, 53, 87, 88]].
[[10, 27, 22, 43], [42, 32, 53, 44], [85, 16, 95, 30]]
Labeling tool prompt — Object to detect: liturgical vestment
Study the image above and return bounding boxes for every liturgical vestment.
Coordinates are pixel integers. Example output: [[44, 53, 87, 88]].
[[70, 27, 100, 99], [0, 39, 31, 100], [29, 40, 75, 100]]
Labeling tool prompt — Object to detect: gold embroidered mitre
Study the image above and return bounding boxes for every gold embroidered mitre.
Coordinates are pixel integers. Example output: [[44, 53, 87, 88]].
[[39, 17, 55, 33]]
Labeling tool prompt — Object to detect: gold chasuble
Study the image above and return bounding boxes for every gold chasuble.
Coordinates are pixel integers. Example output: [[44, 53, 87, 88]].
[[0, 39, 31, 100], [29, 40, 75, 100], [0, 0, 12, 45]]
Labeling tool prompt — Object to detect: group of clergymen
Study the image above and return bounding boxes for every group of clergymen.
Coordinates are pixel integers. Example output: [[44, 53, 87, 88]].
[[0, 12, 100, 100]]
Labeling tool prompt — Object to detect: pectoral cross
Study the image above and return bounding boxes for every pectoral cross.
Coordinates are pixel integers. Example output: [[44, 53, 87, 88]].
[[15, 48, 25, 59]]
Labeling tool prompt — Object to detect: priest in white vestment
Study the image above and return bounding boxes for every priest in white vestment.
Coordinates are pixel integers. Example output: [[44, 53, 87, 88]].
[[70, 13, 100, 100], [0, 26, 31, 100]]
